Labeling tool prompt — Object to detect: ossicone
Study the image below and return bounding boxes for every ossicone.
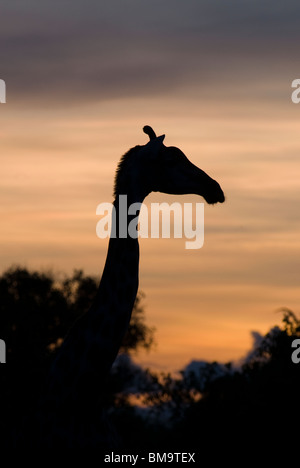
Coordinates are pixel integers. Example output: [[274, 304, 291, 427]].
[[143, 125, 156, 140], [143, 125, 165, 143]]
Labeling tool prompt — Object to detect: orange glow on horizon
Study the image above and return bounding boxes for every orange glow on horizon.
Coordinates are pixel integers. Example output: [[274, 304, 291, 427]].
[[1, 92, 300, 373]]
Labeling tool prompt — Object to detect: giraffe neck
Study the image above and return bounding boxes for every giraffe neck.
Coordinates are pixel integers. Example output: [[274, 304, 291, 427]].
[[33, 193, 144, 446], [94, 194, 142, 363], [46, 193, 143, 403]]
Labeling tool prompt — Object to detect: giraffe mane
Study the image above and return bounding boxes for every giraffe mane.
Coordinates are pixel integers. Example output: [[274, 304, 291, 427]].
[[113, 145, 141, 197], [113, 126, 158, 197]]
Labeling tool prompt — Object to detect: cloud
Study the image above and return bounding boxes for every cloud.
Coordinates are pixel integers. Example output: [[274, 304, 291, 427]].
[[111, 353, 158, 394], [1, 0, 300, 106], [182, 360, 232, 392], [236, 325, 282, 369]]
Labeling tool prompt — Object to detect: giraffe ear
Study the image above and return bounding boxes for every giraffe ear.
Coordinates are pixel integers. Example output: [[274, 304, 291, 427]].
[[143, 133, 165, 159], [145, 134, 165, 148]]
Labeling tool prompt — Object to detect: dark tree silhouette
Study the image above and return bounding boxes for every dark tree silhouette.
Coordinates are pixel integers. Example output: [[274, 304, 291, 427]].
[[0, 266, 155, 363], [109, 310, 300, 458], [1, 264, 300, 459], [0, 266, 155, 446]]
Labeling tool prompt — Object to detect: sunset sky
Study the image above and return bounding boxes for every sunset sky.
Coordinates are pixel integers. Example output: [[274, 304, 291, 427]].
[[1, 0, 300, 372]]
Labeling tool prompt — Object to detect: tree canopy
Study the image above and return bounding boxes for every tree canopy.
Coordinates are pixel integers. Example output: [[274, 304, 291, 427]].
[[0, 266, 155, 365], [0, 266, 155, 445], [1, 266, 300, 457]]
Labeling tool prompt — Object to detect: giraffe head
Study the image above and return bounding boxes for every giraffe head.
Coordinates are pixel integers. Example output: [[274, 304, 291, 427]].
[[114, 126, 225, 204]]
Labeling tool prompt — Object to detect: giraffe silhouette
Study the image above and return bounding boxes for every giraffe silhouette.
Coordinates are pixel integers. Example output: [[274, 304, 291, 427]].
[[28, 126, 225, 448]]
